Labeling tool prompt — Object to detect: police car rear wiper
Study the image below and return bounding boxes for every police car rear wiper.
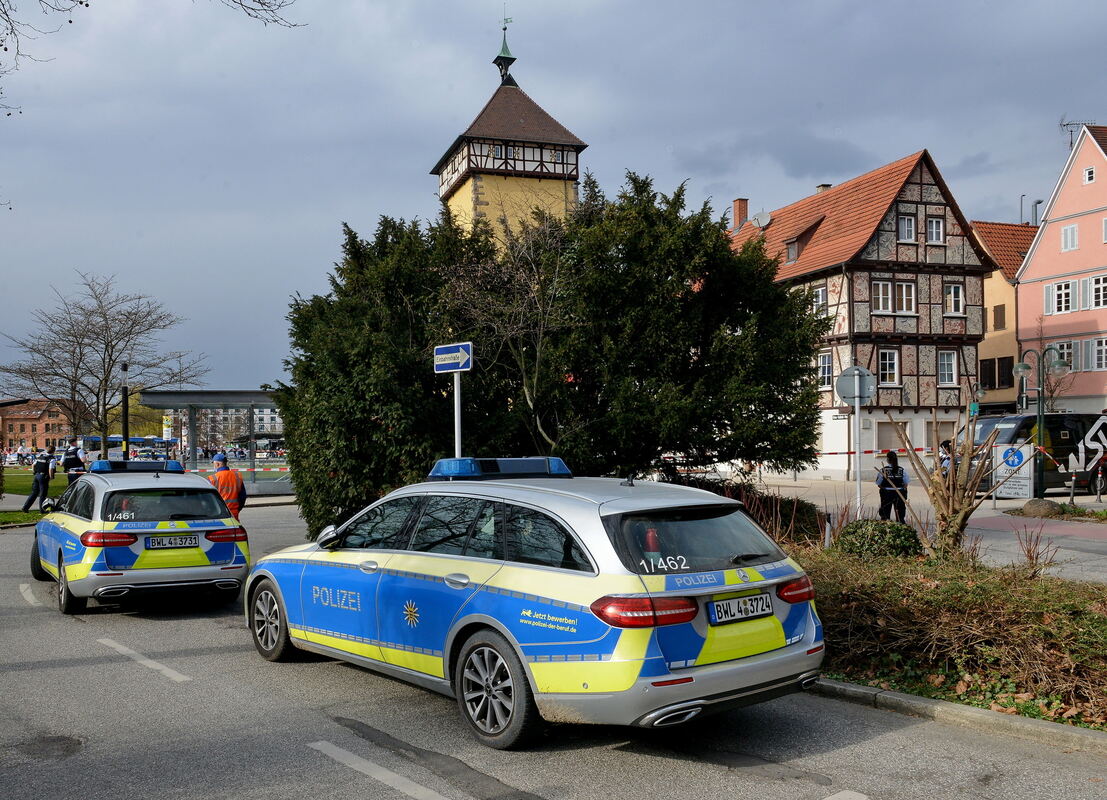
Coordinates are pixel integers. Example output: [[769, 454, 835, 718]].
[[168, 513, 207, 520], [730, 553, 770, 564]]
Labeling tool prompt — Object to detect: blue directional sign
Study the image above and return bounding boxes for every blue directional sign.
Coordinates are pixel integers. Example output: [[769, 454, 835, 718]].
[[1003, 448, 1024, 468], [433, 342, 473, 373]]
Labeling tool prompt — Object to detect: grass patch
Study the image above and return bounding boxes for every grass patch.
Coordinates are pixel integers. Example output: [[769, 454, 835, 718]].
[[0, 510, 42, 525], [0, 472, 69, 500], [796, 546, 1107, 730]]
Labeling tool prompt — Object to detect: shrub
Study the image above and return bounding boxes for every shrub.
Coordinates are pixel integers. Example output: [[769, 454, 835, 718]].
[[836, 519, 922, 558], [798, 546, 1107, 721]]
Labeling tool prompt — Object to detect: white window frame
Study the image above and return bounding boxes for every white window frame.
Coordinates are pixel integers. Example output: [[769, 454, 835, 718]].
[[878, 349, 900, 386], [1062, 224, 1079, 252], [872, 280, 893, 313], [897, 215, 916, 242], [1096, 339, 1107, 371], [926, 217, 945, 244], [817, 351, 833, 389], [937, 350, 958, 387], [493, 144, 504, 159], [944, 283, 964, 315], [1053, 280, 1073, 314], [1102, 217, 1107, 243], [1054, 341, 1075, 372], [894, 281, 916, 314], [1084, 166, 1096, 184], [812, 285, 828, 316], [1091, 275, 1107, 309], [786, 240, 799, 264]]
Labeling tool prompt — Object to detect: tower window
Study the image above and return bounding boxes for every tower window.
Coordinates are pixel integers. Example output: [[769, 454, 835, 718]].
[[492, 144, 504, 159], [550, 150, 564, 163]]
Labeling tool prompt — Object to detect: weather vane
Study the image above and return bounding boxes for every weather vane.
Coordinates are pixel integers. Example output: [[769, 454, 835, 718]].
[[502, 5, 512, 32]]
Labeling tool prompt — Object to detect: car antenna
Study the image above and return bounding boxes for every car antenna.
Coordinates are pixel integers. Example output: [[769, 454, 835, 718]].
[[620, 473, 635, 487]]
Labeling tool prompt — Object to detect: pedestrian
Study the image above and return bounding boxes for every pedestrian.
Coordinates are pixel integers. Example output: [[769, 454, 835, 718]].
[[875, 451, 910, 524], [21, 445, 57, 513], [60, 436, 88, 485], [208, 453, 247, 520], [938, 439, 952, 475]]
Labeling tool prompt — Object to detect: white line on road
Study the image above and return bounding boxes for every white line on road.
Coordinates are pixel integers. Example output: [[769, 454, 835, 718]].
[[19, 584, 42, 606], [308, 741, 452, 800], [822, 792, 871, 800], [97, 638, 192, 683]]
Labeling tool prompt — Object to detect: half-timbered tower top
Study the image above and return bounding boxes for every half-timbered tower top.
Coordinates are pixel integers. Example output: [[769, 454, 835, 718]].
[[430, 28, 587, 226]]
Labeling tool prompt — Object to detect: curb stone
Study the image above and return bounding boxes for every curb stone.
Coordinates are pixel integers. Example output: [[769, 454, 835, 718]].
[[812, 678, 1107, 756]]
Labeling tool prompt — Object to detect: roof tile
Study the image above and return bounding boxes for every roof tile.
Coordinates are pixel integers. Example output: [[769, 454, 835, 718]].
[[970, 221, 1037, 281]]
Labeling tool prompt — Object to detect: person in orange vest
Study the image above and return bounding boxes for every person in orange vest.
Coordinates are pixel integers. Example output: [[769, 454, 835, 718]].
[[208, 453, 247, 519]]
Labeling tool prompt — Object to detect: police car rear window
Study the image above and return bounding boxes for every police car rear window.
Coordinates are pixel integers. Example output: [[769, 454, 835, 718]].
[[603, 505, 785, 576], [102, 489, 229, 522]]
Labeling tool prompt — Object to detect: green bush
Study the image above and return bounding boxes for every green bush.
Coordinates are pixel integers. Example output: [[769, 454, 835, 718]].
[[836, 519, 922, 558]]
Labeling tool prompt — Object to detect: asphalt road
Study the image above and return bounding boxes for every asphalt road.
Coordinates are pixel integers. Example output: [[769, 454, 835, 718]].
[[1, 505, 1103, 800]]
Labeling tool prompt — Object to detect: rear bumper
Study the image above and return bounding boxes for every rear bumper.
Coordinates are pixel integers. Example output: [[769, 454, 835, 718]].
[[533, 640, 824, 727], [71, 564, 247, 599]]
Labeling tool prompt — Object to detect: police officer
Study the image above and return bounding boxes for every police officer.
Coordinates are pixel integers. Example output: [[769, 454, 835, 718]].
[[875, 451, 910, 524], [60, 436, 87, 484], [21, 445, 57, 513], [208, 453, 247, 520]]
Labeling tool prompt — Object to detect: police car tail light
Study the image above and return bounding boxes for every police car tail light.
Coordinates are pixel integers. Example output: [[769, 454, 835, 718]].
[[776, 575, 815, 604], [205, 527, 247, 543], [80, 531, 138, 547], [590, 596, 698, 628]]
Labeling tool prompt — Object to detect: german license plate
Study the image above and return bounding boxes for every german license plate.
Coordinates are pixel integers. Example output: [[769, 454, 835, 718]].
[[708, 593, 773, 625], [147, 535, 199, 549]]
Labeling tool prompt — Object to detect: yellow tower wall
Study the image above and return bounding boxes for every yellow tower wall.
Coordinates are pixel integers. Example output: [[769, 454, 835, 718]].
[[447, 173, 577, 234]]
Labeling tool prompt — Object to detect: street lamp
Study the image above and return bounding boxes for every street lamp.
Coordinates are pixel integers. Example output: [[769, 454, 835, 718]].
[[121, 362, 129, 462], [970, 382, 987, 416], [1013, 346, 1070, 498]]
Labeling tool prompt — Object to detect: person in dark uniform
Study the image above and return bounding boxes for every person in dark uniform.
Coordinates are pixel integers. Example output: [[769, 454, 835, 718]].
[[875, 451, 910, 524], [21, 446, 57, 513], [60, 437, 87, 485]]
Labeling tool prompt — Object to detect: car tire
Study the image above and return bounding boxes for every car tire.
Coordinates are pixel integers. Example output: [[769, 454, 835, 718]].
[[249, 579, 296, 661], [455, 629, 542, 750], [56, 555, 86, 615], [30, 534, 50, 581]]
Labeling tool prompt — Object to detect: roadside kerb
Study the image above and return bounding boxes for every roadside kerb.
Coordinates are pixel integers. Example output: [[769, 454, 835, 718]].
[[813, 677, 1107, 756]]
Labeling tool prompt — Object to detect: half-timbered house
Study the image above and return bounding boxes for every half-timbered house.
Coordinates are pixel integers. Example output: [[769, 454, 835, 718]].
[[731, 151, 997, 480]]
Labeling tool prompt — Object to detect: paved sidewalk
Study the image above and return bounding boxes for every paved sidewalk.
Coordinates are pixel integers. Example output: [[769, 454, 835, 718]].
[[756, 473, 1107, 584]]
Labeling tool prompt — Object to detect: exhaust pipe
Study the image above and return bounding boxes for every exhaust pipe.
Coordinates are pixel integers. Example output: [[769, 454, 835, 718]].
[[96, 587, 131, 598], [651, 707, 702, 727], [801, 676, 819, 690], [216, 580, 240, 590]]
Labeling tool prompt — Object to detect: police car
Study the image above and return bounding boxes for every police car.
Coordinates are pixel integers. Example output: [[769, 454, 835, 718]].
[[245, 457, 823, 749], [30, 460, 250, 614]]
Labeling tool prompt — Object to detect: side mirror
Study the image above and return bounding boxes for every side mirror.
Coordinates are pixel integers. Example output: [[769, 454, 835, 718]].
[[316, 524, 340, 549], [41, 499, 55, 514]]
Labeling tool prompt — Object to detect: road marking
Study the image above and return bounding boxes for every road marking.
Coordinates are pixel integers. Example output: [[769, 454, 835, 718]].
[[19, 584, 41, 606], [822, 792, 870, 800], [97, 638, 192, 683], [308, 741, 452, 800]]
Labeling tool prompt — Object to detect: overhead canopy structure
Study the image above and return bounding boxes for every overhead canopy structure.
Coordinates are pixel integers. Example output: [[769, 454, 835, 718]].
[[139, 390, 276, 475]]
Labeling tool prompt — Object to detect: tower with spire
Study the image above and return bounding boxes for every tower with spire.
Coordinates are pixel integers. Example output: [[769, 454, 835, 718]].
[[430, 20, 587, 233]]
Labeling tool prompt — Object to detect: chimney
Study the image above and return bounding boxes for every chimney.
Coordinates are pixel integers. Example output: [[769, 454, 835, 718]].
[[732, 198, 748, 228], [816, 183, 832, 193]]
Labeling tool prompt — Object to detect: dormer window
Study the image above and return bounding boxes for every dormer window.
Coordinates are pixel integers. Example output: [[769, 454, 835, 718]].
[[785, 240, 799, 263], [1084, 166, 1096, 184]]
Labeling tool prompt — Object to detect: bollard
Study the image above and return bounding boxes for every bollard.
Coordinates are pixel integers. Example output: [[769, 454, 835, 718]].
[[824, 513, 833, 549], [1098, 464, 1104, 503], [1069, 471, 1076, 506]]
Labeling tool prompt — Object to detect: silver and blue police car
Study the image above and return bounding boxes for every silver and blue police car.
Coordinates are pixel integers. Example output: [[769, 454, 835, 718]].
[[245, 457, 823, 749], [30, 460, 250, 614]]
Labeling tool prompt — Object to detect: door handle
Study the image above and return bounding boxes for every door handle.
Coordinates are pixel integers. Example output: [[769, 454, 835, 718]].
[[444, 573, 470, 589], [359, 561, 379, 574]]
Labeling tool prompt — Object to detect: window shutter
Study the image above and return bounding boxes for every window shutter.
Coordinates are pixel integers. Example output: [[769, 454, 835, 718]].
[[1071, 342, 1081, 371], [1082, 279, 1092, 310], [1084, 339, 1096, 371], [1044, 284, 1054, 315]]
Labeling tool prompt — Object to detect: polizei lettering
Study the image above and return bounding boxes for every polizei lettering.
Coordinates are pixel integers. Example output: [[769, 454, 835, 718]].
[[673, 573, 720, 588], [312, 585, 361, 612]]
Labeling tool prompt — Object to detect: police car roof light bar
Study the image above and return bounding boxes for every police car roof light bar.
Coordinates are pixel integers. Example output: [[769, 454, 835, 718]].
[[427, 456, 573, 481], [89, 460, 185, 474]]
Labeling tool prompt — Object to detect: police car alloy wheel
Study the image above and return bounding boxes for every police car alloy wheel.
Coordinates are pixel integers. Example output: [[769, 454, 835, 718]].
[[250, 580, 295, 661], [456, 629, 540, 750], [29, 535, 50, 581], [56, 555, 86, 615]]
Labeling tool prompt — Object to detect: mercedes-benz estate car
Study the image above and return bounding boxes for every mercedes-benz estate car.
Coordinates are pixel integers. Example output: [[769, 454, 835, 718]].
[[245, 457, 823, 749]]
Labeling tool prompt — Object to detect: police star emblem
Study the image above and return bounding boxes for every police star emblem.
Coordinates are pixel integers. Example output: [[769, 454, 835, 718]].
[[403, 600, 420, 628]]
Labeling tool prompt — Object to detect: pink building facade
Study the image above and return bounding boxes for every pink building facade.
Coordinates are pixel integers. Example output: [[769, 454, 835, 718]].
[[1017, 126, 1107, 413]]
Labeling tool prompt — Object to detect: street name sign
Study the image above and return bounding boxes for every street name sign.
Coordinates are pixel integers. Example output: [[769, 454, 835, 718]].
[[994, 444, 1033, 499], [433, 342, 473, 373]]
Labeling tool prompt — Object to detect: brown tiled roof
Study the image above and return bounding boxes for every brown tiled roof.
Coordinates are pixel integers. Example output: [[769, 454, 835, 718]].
[[431, 83, 586, 175], [1087, 125, 1107, 156], [970, 220, 1037, 281], [730, 151, 924, 281]]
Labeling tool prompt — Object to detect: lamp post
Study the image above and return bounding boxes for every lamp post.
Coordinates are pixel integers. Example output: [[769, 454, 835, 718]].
[[120, 361, 129, 462], [1012, 347, 1070, 498], [970, 382, 987, 416]]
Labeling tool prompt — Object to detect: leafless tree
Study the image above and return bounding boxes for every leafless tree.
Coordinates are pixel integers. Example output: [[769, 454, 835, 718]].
[[0, 0, 298, 110], [1034, 316, 1077, 412], [0, 272, 208, 457]]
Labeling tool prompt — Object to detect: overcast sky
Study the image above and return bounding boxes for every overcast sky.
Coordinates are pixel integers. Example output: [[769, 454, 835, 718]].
[[3, 0, 1103, 390]]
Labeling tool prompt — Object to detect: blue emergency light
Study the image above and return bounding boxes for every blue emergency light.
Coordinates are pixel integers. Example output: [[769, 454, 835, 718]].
[[427, 457, 573, 481], [89, 460, 185, 474]]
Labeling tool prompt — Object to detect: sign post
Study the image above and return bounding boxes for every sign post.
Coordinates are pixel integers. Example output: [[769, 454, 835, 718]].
[[994, 444, 1033, 499], [433, 342, 474, 458], [835, 366, 877, 514]]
